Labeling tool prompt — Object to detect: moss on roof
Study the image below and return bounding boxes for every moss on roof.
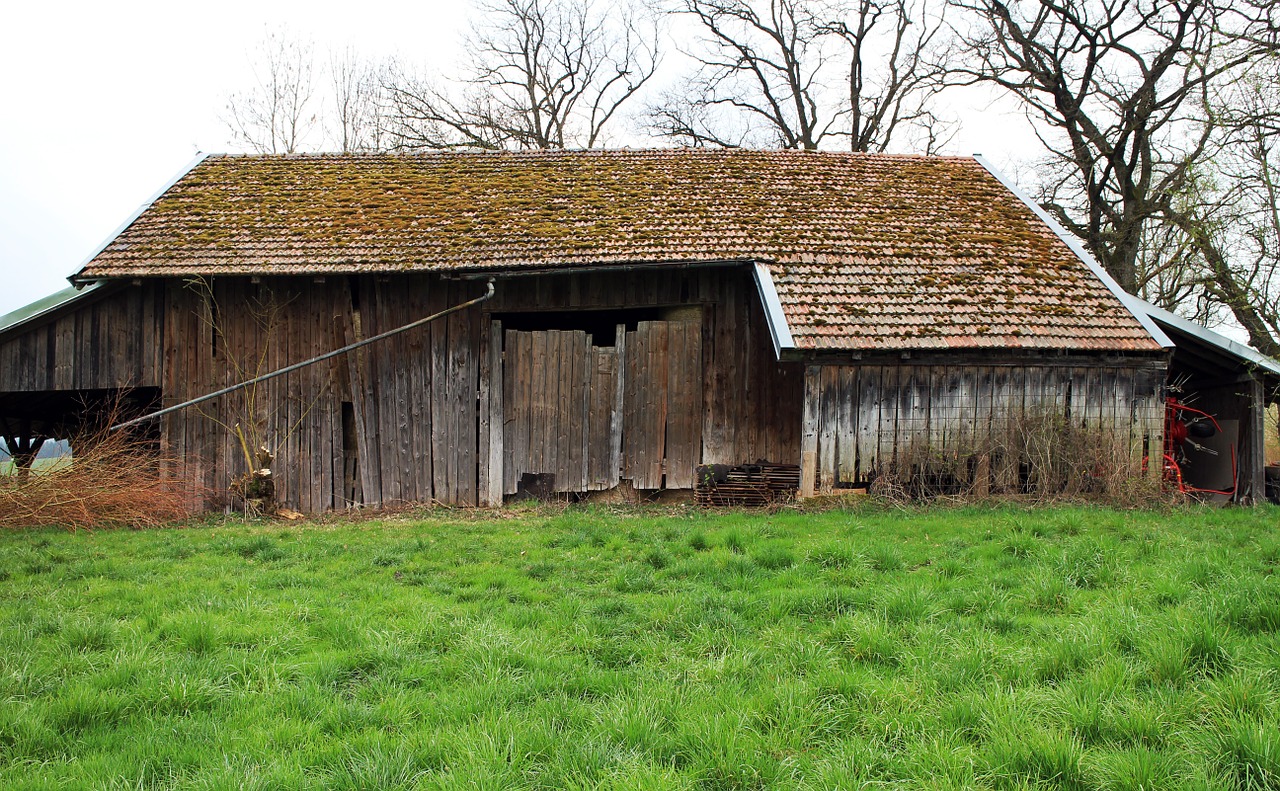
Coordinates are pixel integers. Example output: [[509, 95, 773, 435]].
[[76, 149, 1160, 352]]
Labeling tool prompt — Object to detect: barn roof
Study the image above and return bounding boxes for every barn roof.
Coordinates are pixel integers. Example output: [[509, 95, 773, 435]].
[[73, 149, 1162, 353]]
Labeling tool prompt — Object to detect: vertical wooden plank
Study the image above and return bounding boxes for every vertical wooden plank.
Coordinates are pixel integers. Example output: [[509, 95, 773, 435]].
[[310, 284, 330, 511], [799, 364, 820, 498], [501, 329, 515, 495], [878, 366, 899, 474], [663, 322, 686, 488], [1145, 366, 1166, 482], [354, 278, 381, 505], [836, 367, 857, 485], [569, 329, 585, 492], [926, 366, 944, 461], [529, 330, 547, 477], [453, 304, 478, 506], [991, 366, 1016, 492], [578, 332, 592, 492], [955, 366, 976, 461], [432, 282, 451, 504], [547, 329, 563, 484], [610, 324, 626, 489], [502, 329, 520, 495], [585, 346, 613, 489], [973, 366, 994, 496], [650, 321, 670, 489], [379, 278, 401, 506], [701, 303, 721, 464], [557, 331, 578, 493], [482, 321, 502, 505], [478, 317, 493, 505], [1087, 367, 1104, 433], [622, 326, 638, 483], [854, 366, 877, 484], [422, 290, 442, 504], [817, 366, 839, 493], [1110, 367, 1135, 475], [908, 366, 930, 470], [664, 320, 702, 490]]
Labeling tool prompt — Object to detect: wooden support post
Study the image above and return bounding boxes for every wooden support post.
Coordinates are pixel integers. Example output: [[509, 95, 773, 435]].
[[799, 365, 820, 498], [1239, 375, 1266, 505]]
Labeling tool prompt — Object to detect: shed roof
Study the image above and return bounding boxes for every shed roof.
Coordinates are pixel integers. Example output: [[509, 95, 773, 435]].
[[74, 149, 1161, 353], [0, 283, 102, 338], [1128, 297, 1280, 398]]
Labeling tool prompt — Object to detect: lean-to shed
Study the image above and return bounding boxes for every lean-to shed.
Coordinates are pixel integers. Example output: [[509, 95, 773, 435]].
[[1, 149, 1275, 510]]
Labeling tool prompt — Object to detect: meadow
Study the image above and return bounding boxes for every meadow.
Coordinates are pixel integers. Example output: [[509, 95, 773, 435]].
[[1, 504, 1278, 790]]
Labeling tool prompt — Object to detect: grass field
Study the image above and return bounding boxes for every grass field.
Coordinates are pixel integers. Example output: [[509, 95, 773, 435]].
[[2, 504, 1279, 790], [0, 457, 68, 477]]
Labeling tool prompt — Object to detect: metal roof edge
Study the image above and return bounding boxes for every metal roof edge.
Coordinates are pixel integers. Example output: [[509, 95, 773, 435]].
[[751, 261, 795, 359], [1129, 296, 1280, 379], [68, 152, 211, 285], [0, 282, 105, 338], [971, 154, 1175, 350]]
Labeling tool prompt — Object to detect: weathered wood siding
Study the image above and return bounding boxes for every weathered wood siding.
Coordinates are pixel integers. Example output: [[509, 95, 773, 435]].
[[801, 362, 1167, 494], [0, 283, 165, 392], [1, 269, 1177, 511], [158, 267, 801, 511]]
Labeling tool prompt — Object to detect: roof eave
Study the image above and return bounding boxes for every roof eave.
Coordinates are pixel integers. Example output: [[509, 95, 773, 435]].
[[1129, 296, 1280, 380]]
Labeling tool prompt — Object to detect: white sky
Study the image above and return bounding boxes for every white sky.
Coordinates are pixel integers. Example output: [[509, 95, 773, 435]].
[[0, 0, 1043, 319]]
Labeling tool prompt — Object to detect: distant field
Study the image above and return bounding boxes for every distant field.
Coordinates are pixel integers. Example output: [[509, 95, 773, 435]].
[[2, 504, 1278, 789], [0, 457, 68, 477]]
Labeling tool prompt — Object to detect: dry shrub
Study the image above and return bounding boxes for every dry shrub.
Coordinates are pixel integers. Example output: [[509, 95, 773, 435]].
[[0, 416, 194, 531], [870, 408, 1167, 507]]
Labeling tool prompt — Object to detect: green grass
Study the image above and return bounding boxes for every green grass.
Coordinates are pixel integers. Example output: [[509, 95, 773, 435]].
[[1, 504, 1279, 789]]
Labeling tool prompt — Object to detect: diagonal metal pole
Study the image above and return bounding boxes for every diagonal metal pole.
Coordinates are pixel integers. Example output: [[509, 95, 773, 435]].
[[111, 279, 495, 432]]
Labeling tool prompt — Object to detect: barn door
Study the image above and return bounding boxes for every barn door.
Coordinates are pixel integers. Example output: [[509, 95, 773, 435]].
[[491, 318, 702, 499], [622, 320, 703, 489], [500, 327, 623, 495]]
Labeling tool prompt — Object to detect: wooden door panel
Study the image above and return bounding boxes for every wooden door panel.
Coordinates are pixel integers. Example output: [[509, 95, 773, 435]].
[[623, 320, 703, 490]]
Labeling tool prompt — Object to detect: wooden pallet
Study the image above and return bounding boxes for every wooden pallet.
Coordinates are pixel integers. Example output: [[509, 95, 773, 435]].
[[695, 463, 800, 507]]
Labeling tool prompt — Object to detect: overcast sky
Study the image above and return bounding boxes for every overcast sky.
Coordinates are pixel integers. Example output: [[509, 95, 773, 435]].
[[0, 0, 1043, 319]]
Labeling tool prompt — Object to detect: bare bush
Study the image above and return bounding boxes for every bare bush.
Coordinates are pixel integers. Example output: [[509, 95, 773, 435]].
[[870, 409, 1165, 505], [0, 406, 193, 531]]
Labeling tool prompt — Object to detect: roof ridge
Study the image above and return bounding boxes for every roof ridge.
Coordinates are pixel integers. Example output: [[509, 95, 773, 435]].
[[203, 148, 979, 163]]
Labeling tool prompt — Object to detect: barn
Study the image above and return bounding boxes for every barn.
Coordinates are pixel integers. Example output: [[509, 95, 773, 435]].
[[1, 149, 1275, 510]]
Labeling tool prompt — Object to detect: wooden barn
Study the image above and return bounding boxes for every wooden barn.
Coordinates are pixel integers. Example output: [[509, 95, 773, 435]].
[[1, 149, 1276, 510]]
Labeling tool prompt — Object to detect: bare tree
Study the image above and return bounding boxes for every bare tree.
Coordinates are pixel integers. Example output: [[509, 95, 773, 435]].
[[831, 0, 952, 152], [950, 0, 1277, 295], [386, 0, 660, 150], [224, 30, 321, 154], [329, 48, 391, 153], [651, 0, 951, 152], [1157, 62, 1280, 357]]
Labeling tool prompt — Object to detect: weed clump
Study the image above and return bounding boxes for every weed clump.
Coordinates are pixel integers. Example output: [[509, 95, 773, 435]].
[[0, 402, 193, 530]]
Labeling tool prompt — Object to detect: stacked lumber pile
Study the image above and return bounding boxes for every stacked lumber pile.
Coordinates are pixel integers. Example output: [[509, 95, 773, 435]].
[[695, 463, 800, 507]]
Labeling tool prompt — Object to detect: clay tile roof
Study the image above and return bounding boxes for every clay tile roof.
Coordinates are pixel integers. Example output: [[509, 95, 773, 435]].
[[76, 149, 1161, 353]]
